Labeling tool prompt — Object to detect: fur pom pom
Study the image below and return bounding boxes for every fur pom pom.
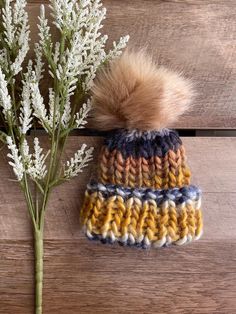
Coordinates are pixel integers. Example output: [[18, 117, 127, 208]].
[[91, 50, 194, 131]]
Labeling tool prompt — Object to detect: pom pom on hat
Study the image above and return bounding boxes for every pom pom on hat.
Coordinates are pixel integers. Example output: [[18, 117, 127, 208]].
[[91, 50, 194, 131]]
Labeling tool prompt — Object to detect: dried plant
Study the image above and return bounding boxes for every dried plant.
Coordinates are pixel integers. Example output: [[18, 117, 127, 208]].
[[0, 0, 129, 313]]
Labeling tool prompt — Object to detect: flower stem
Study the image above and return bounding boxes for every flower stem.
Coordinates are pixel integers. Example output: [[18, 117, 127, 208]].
[[34, 227, 44, 314]]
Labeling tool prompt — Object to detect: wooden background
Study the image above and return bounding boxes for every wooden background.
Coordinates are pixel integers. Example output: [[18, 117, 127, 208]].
[[1, 1, 236, 313], [1, 137, 236, 313]]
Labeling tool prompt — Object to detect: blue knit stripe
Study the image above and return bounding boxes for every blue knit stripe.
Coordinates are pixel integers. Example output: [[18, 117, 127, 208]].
[[86, 181, 201, 205], [103, 128, 182, 158]]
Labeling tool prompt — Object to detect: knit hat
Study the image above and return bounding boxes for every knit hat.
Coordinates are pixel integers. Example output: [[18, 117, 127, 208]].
[[81, 51, 203, 248]]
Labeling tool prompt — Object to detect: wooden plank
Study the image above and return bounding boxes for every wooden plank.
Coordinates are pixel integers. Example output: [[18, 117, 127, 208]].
[[0, 136, 236, 313], [20, 0, 236, 129], [1, 242, 236, 314]]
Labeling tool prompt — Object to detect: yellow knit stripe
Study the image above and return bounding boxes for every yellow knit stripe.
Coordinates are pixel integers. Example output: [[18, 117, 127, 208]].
[[81, 192, 203, 246]]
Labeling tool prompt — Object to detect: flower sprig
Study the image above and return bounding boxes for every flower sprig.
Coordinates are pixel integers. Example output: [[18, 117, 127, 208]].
[[0, 68, 12, 119], [2, 0, 30, 75], [6, 135, 24, 180], [64, 144, 94, 179]]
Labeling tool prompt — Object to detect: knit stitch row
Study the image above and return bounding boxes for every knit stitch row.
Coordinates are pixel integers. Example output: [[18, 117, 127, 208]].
[[98, 145, 191, 189], [86, 181, 201, 204], [104, 129, 182, 158]]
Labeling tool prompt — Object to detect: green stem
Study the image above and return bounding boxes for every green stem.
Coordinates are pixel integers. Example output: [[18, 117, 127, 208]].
[[53, 88, 85, 179], [49, 32, 66, 179], [32, 30, 71, 314], [10, 80, 17, 124], [39, 141, 55, 229], [34, 227, 44, 314]]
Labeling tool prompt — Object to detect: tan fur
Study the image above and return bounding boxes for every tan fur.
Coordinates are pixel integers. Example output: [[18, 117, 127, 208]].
[[91, 50, 194, 131]]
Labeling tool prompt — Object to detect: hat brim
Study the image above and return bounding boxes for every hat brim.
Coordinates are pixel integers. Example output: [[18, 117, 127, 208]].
[[81, 182, 203, 248]]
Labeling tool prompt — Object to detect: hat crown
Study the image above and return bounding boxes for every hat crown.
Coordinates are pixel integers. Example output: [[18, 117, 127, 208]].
[[98, 128, 191, 190]]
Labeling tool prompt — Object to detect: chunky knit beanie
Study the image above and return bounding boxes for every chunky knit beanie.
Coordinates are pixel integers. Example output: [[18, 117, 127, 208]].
[[81, 50, 203, 248]]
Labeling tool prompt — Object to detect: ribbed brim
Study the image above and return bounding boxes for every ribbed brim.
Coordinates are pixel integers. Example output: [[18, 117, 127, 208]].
[[81, 182, 203, 248]]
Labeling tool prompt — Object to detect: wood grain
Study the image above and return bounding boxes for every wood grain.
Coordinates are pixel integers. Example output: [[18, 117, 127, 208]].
[[0, 136, 236, 313], [21, 0, 236, 129]]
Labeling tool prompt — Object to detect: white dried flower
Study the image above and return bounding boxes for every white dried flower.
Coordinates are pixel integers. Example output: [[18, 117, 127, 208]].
[[52, 41, 60, 65], [11, 27, 30, 75], [81, 34, 108, 91], [48, 88, 60, 128], [61, 95, 71, 129], [107, 35, 130, 59], [64, 144, 94, 178], [0, 68, 12, 120], [21, 138, 32, 166], [21, 138, 30, 157], [20, 137, 47, 181], [34, 43, 44, 81], [2, 0, 30, 75], [0, 48, 8, 73], [28, 137, 47, 180], [75, 99, 92, 128], [30, 73, 50, 132], [19, 79, 32, 135], [7, 136, 24, 181], [55, 32, 82, 91], [38, 5, 52, 51], [2, 0, 15, 48], [50, 0, 77, 32], [13, 0, 27, 25]]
